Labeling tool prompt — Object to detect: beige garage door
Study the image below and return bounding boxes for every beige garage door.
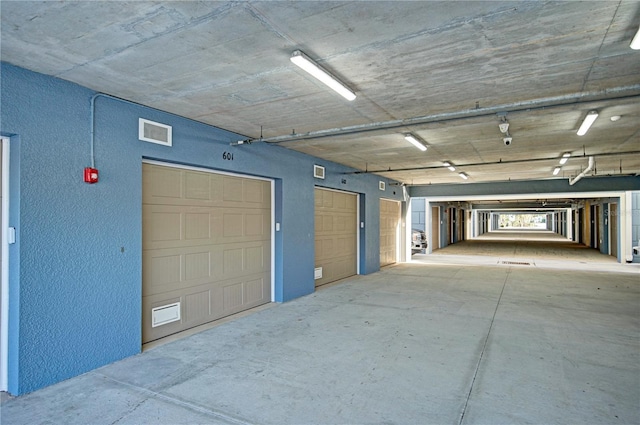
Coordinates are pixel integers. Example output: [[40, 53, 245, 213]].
[[380, 199, 400, 267], [314, 188, 357, 287], [142, 163, 271, 343]]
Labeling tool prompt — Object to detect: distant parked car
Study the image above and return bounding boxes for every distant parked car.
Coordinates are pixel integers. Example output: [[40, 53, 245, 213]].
[[412, 229, 427, 254]]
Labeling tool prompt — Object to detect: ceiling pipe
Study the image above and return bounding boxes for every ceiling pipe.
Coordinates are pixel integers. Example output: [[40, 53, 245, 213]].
[[569, 156, 595, 186], [256, 85, 640, 144], [344, 150, 640, 175]]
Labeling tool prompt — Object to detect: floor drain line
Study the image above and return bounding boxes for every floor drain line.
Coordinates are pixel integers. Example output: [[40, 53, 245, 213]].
[[458, 269, 510, 425], [501, 261, 532, 266], [97, 373, 254, 425]]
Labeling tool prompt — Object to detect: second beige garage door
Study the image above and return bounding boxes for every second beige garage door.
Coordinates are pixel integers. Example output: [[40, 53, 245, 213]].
[[380, 199, 400, 267], [142, 163, 271, 343], [314, 188, 357, 287]]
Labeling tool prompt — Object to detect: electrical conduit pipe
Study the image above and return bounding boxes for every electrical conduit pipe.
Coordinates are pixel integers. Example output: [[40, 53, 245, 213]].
[[569, 156, 594, 185]]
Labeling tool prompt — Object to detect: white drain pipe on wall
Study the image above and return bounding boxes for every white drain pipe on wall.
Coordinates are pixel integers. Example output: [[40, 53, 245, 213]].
[[569, 156, 594, 186]]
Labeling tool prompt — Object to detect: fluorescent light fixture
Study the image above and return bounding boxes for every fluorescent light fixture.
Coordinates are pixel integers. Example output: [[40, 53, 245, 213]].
[[290, 50, 356, 101], [458, 172, 468, 180], [577, 110, 598, 136], [631, 25, 640, 50], [553, 167, 561, 176], [443, 161, 456, 172], [404, 134, 427, 151], [559, 153, 571, 165]]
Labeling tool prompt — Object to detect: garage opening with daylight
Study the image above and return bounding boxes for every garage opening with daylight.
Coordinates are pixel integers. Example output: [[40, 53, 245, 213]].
[[0, 1, 639, 424]]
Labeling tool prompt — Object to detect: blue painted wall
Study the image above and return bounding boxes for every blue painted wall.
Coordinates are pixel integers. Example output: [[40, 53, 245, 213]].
[[1, 63, 403, 394], [411, 199, 425, 232]]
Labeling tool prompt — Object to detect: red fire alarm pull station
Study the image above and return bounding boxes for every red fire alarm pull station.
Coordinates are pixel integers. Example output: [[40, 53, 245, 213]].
[[84, 167, 99, 184]]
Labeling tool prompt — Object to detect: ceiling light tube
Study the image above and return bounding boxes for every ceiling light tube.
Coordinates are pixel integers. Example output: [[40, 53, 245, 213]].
[[577, 111, 598, 136], [290, 50, 356, 101], [559, 153, 571, 165], [459, 172, 468, 180], [631, 25, 640, 50], [404, 134, 427, 151], [443, 162, 456, 171], [553, 167, 561, 176]]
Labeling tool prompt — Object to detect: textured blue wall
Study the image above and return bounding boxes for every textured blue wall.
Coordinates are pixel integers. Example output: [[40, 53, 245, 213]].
[[1, 63, 403, 394]]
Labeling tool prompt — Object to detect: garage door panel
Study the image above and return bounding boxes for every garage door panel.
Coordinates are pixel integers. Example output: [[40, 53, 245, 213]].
[[322, 215, 333, 232], [184, 251, 210, 281], [144, 165, 269, 209], [334, 193, 346, 209], [143, 266, 271, 342], [143, 205, 270, 250], [143, 164, 271, 343], [148, 211, 182, 242], [316, 256, 356, 286], [222, 176, 244, 202], [184, 172, 211, 200], [144, 166, 183, 200], [144, 241, 270, 296], [244, 213, 266, 236], [245, 245, 266, 270], [223, 282, 243, 310], [185, 213, 211, 240], [142, 271, 270, 342], [243, 179, 270, 204], [184, 289, 211, 323], [148, 254, 182, 287], [314, 188, 357, 287], [245, 277, 266, 304], [336, 236, 354, 255], [222, 213, 244, 237]]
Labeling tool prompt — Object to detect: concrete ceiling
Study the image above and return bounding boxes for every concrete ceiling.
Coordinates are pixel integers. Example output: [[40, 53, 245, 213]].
[[2, 1, 640, 186]]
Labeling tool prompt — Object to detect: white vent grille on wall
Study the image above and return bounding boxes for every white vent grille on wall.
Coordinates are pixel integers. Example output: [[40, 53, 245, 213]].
[[379, 181, 386, 191], [314, 165, 325, 179], [139, 118, 172, 147]]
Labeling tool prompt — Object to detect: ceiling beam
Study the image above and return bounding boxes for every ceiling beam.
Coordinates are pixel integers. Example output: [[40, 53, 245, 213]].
[[409, 176, 640, 198]]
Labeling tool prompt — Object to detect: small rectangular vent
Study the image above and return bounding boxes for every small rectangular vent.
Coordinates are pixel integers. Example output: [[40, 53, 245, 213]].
[[139, 118, 172, 147], [314, 267, 323, 279], [151, 302, 181, 327], [379, 181, 386, 191], [314, 165, 325, 179]]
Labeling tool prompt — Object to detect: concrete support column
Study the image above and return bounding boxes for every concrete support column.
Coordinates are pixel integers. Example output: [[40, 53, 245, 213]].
[[621, 192, 632, 263], [472, 210, 478, 238], [426, 200, 433, 254]]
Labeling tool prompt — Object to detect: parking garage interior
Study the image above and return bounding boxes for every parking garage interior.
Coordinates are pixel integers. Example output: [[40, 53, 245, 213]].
[[0, 2, 639, 424]]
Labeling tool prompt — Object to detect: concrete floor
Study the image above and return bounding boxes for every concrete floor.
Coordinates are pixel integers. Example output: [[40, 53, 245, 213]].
[[2, 235, 639, 424]]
